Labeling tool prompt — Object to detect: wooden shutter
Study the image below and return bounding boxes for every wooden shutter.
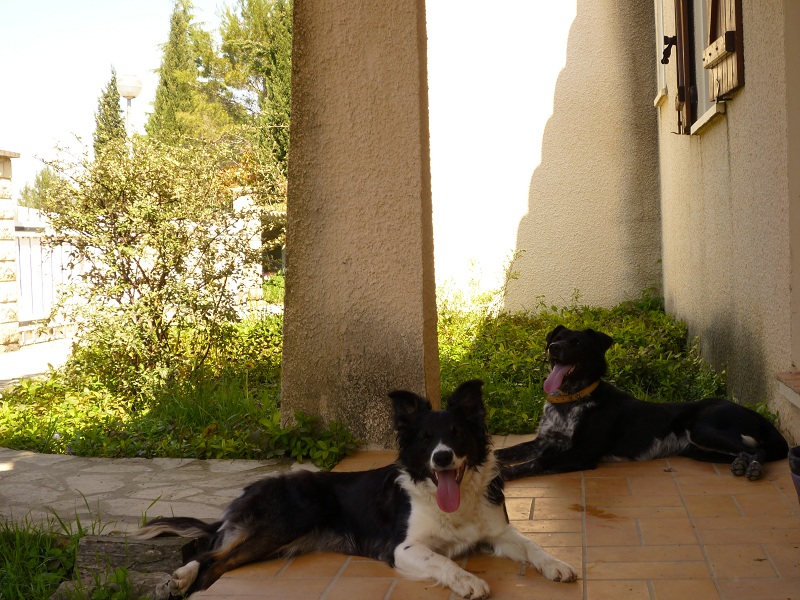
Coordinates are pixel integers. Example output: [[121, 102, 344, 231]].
[[702, 0, 744, 100], [674, 0, 693, 133]]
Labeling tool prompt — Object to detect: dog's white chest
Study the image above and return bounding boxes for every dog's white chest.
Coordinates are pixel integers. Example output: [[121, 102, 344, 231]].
[[538, 401, 593, 439], [400, 471, 506, 556]]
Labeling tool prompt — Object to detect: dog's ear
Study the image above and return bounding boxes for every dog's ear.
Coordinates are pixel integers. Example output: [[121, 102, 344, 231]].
[[585, 329, 614, 352], [446, 379, 486, 423], [389, 390, 432, 431], [546, 325, 566, 348]]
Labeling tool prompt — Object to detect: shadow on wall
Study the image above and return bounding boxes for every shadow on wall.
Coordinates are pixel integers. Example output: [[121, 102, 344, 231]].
[[503, 0, 662, 311]]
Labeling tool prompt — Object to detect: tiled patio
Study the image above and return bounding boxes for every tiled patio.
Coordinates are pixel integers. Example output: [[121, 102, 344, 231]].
[[195, 437, 800, 600]]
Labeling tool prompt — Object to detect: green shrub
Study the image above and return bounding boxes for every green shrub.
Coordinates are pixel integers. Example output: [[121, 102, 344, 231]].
[[0, 314, 357, 469], [438, 293, 726, 435]]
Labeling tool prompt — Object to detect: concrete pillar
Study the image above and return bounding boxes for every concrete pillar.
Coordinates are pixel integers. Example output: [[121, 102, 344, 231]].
[[0, 150, 20, 352], [281, 0, 439, 449]]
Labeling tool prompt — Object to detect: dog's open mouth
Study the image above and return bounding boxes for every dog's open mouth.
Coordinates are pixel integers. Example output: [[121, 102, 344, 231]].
[[544, 363, 576, 394], [432, 463, 467, 513]]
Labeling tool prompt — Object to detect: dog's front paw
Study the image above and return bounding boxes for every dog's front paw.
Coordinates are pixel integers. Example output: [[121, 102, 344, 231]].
[[539, 558, 578, 583], [450, 571, 491, 600]]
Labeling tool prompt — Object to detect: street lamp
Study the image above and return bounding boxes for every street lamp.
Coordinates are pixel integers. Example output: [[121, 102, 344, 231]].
[[117, 75, 142, 136]]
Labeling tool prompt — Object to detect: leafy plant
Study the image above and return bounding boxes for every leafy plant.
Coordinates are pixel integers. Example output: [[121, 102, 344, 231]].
[[0, 313, 358, 468], [438, 291, 727, 434], [0, 515, 76, 599], [39, 136, 281, 402]]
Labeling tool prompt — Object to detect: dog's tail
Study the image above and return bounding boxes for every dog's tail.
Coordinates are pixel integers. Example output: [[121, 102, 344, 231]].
[[136, 517, 221, 540]]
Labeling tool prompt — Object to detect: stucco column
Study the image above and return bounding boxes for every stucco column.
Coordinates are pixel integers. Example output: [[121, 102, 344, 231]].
[[281, 0, 439, 448], [0, 150, 20, 352]]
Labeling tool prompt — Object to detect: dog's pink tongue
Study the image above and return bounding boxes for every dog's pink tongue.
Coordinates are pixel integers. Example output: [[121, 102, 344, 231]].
[[544, 363, 573, 394], [435, 470, 461, 513]]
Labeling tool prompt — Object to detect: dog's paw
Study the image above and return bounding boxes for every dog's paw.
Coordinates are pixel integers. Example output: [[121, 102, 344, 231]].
[[450, 571, 491, 600], [171, 561, 200, 595], [731, 455, 748, 476], [539, 558, 578, 583], [745, 460, 764, 481]]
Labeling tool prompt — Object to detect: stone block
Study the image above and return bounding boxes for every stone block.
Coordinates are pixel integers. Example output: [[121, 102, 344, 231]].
[[0, 239, 16, 262], [0, 264, 16, 282], [76, 534, 202, 576], [0, 304, 17, 323], [0, 280, 17, 303]]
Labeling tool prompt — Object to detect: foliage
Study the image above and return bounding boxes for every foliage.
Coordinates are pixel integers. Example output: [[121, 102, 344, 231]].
[[146, 0, 236, 140], [438, 292, 727, 435], [40, 136, 267, 397], [92, 67, 126, 158], [262, 271, 285, 304], [218, 0, 293, 174], [18, 166, 60, 210], [0, 500, 140, 600], [0, 515, 77, 599], [0, 315, 357, 469]]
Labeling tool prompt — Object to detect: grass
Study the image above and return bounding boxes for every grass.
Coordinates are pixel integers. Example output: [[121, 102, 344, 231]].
[[438, 291, 727, 434], [0, 290, 734, 598], [0, 290, 730, 461]]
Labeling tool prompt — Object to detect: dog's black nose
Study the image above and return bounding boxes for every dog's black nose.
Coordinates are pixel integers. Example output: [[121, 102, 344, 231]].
[[432, 449, 454, 468]]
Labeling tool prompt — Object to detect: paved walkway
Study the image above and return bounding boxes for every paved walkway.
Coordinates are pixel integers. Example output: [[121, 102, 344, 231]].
[[2, 441, 799, 599], [5, 342, 798, 597], [0, 338, 72, 389]]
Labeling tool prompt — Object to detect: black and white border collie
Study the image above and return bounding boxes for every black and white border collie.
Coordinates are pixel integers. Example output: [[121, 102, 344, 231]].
[[137, 380, 577, 598], [496, 326, 789, 480]]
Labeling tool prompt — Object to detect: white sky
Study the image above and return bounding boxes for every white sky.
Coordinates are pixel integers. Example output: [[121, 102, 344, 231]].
[[0, 0, 223, 198], [0, 0, 574, 292]]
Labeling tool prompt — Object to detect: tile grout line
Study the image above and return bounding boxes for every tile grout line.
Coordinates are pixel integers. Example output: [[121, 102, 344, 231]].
[[667, 457, 725, 599], [759, 541, 782, 578], [767, 473, 800, 518], [317, 556, 352, 600], [382, 578, 399, 600], [275, 556, 295, 578], [580, 471, 588, 600]]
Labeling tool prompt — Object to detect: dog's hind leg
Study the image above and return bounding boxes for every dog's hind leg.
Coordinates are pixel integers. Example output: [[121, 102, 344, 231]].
[[395, 543, 491, 599], [684, 425, 768, 480], [490, 527, 577, 583]]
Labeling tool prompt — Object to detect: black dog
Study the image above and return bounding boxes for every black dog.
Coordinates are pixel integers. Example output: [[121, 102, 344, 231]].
[[496, 326, 788, 480], [137, 380, 576, 598]]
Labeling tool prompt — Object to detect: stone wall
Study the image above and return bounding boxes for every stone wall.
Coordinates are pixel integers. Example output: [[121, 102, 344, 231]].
[[0, 151, 19, 352]]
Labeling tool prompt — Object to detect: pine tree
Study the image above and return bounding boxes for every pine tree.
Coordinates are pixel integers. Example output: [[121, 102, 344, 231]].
[[219, 0, 292, 173], [147, 0, 235, 141], [93, 68, 126, 157], [146, 0, 198, 139], [18, 166, 59, 210]]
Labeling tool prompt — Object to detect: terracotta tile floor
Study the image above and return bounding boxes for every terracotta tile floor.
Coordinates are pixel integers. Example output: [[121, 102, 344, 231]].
[[195, 439, 800, 599]]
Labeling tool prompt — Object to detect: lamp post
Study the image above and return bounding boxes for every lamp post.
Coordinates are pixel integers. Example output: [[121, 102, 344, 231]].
[[117, 75, 142, 136]]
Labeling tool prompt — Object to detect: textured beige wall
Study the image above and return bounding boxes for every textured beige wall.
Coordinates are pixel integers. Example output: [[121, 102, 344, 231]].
[[281, 0, 439, 449], [658, 1, 799, 443], [503, 0, 661, 310]]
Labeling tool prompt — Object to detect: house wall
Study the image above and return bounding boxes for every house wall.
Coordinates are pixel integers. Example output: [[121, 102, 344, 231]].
[[657, 0, 800, 442], [501, 0, 662, 310]]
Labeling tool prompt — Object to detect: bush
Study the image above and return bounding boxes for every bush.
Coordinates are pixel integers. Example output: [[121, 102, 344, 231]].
[[438, 293, 726, 435], [0, 314, 357, 470]]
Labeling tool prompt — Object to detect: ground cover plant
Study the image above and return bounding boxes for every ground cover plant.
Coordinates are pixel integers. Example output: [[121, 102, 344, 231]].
[[0, 291, 732, 468], [0, 313, 356, 470], [438, 291, 729, 435], [0, 291, 738, 599]]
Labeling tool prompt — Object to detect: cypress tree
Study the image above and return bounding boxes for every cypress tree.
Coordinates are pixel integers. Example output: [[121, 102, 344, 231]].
[[93, 67, 126, 157], [146, 0, 197, 140]]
